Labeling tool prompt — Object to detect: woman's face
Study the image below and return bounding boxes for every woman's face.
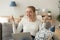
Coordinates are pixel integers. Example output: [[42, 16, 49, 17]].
[[42, 14, 52, 22], [26, 8, 35, 18]]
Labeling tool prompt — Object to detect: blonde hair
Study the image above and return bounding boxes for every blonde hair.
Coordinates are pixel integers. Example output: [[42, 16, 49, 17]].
[[27, 6, 36, 12]]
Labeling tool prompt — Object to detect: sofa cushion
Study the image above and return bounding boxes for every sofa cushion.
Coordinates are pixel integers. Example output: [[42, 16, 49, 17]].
[[2, 23, 13, 40]]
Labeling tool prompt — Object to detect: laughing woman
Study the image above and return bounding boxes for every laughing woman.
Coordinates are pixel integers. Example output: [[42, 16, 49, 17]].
[[12, 6, 42, 40]]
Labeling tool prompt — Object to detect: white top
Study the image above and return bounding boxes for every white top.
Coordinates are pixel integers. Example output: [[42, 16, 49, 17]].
[[35, 23, 54, 40], [12, 16, 42, 36]]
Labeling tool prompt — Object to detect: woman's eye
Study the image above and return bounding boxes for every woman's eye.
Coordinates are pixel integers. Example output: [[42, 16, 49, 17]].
[[42, 16, 45, 17], [48, 16, 51, 17]]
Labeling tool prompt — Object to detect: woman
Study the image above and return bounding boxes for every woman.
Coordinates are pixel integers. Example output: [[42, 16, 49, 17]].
[[35, 13, 55, 40], [41, 13, 55, 32], [12, 6, 42, 40], [35, 23, 54, 40]]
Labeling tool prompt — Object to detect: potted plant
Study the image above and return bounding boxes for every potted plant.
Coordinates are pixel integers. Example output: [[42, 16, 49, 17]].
[[57, 0, 60, 28], [57, 14, 60, 28], [57, 14, 60, 22]]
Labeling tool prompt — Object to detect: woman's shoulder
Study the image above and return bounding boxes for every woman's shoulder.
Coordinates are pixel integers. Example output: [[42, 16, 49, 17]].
[[36, 15, 42, 21], [20, 16, 27, 21], [36, 18, 42, 23], [35, 19, 42, 25]]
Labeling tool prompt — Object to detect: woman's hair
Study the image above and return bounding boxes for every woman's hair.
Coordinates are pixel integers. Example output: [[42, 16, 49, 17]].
[[27, 6, 36, 12]]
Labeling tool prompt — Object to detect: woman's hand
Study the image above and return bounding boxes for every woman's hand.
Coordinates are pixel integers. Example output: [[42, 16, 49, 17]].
[[48, 36, 52, 40], [9, 16, 15, 22]]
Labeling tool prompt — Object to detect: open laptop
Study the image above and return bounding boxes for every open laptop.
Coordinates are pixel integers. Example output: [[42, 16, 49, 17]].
[[12, 32, 32, 40]]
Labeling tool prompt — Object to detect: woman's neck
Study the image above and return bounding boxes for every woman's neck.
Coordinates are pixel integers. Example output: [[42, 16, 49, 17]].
[[29, 16, 36, 22]]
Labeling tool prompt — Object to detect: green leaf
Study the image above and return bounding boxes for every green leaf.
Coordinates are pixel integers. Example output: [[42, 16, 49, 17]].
[[57, 14, 60, 22]]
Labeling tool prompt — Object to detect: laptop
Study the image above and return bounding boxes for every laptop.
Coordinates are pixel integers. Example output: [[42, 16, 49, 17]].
[[12, 32, 32, 40]]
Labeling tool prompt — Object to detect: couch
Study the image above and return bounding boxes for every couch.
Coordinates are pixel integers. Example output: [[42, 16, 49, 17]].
[[2, 23, 13, 40], [0, 23, 2, 40]]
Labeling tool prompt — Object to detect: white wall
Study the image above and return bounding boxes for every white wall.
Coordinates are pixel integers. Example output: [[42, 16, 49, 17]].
[[0, 0, 59, 18]]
